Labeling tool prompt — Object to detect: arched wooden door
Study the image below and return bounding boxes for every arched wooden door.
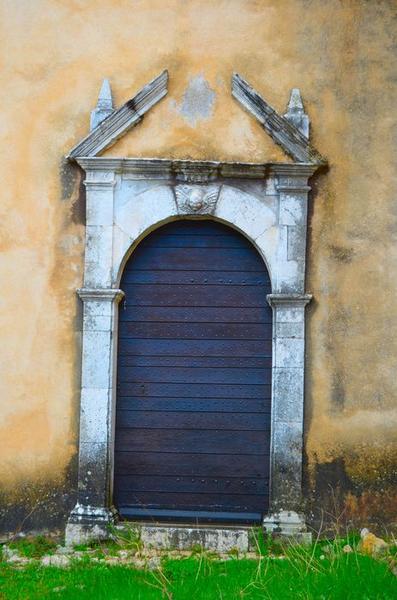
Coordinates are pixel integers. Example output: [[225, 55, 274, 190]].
[[114, 220, 272, 524]]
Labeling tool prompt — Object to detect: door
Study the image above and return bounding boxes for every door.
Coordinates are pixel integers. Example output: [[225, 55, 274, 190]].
[[114, 220, 272, 523]]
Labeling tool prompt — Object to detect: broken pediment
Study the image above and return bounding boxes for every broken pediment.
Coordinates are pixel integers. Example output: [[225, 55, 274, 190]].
[[231, 74, 325, 165], [67, 70, 326, 166], [68, 70, 169, 159]]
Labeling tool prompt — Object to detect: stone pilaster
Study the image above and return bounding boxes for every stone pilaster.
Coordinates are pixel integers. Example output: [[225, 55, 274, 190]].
[[65, 288, 124, 546], [84, 170, 116, 288], [264, 293, 312, 539]]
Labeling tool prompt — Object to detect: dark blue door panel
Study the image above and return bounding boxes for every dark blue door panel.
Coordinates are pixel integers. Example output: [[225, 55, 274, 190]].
[[114, 220, 272, 524]]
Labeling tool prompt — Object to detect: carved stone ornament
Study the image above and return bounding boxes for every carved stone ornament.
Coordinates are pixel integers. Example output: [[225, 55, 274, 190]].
[[175, 184, 220, 215]]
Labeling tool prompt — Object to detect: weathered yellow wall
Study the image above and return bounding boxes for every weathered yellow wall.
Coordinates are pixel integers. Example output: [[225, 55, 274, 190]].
[[0, 0, 396, 530]]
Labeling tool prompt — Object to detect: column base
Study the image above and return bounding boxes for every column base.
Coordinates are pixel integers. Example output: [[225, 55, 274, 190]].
[[263, 511, 312, 544], [65, 504, 117, 546]]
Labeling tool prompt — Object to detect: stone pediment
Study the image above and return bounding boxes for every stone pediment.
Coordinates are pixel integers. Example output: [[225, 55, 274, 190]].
[[67, 71, 326, 166]]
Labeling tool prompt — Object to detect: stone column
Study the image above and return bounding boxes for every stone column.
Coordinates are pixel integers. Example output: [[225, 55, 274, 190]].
[[66, 288, 124, 545], [263, 293, 312, 538]]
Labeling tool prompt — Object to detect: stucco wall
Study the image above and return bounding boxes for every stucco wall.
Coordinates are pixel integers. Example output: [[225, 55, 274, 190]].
[[0, 0, 396, 533]]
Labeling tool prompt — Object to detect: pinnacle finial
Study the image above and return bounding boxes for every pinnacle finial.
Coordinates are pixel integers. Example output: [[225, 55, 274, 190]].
[[90, 79, 114, 130], [287, 88, 304, 112], [97, 79, 113, 110], [284, 88, 310, 139]]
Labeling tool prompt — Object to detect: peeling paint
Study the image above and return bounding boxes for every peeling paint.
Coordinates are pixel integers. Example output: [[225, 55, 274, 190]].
[[175, 75, 216, 127]]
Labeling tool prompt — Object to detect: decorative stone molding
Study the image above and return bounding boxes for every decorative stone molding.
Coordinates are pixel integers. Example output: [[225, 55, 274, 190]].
[[75, 157, 320, 183], [175, 184, 220, 214], [68, 70, 168, 158], [232, 73, 325, 165], [65, 72, 326, 544]]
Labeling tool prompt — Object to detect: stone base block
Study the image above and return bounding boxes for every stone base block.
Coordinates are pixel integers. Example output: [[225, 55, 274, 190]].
[[263, 511, 312, 544], [117, 523, 250, 553], [65, 504, 116, 547], [65, 522, 110, 547]]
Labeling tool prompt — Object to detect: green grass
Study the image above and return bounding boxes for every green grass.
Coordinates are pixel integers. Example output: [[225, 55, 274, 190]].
[[1, 544, 397, 600], [6, 535, 58, 559], [0, 562, 163, 600]]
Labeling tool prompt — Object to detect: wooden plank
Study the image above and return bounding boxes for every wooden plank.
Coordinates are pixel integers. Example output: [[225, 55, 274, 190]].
[[122, 269, 270, 285], [119, 306, 272, 323], [114, 491, 267, 511], [116, 396, 270, 413], [118, 321, 272, 340], [117, 382, 270, 399], [118, 338, 272, 356], [118, 355, 271, 368], [117, 507, 263, 523], [116, 410, 271, 431], [140, 221, 239, 236], [115, 429, 269, 454], [114, 451, 270, 477], [128, 247, 267, 271], [122, 283, 269, 307], [115, 475, 268, 494], [117, 366, 271, 385], [137, 234, 255, 249]]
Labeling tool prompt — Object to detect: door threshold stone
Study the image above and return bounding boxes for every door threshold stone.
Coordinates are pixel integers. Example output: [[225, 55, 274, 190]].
[[116, 522, 253, 553]]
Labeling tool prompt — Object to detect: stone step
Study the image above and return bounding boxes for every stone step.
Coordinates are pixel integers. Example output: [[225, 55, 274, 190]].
[[116, 523, 253, 553]]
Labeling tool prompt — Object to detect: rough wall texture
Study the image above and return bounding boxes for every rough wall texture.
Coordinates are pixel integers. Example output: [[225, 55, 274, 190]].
[[0, 0, 396, 534]]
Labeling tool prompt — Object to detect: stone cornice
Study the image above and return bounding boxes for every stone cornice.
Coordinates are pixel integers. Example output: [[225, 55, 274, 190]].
[[68, 71, 168, 158], [74, 157, 319, 181]]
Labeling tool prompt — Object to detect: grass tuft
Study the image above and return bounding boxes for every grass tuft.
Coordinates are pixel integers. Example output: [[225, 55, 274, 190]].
[[7, 535, 58, 559]]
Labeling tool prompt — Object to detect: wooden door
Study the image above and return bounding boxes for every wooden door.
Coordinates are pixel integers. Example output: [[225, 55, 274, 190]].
[[114, 220, 272, 523]]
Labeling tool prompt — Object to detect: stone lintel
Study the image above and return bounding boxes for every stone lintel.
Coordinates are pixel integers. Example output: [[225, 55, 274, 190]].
[[74, 157, 319, 183]]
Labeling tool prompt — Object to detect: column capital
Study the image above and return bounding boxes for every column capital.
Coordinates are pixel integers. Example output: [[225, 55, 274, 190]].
[[77, 288, 124, 303], [276, 183, 311, 193], [84, 180, 116, 191], [267, 293, 312, 308]]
